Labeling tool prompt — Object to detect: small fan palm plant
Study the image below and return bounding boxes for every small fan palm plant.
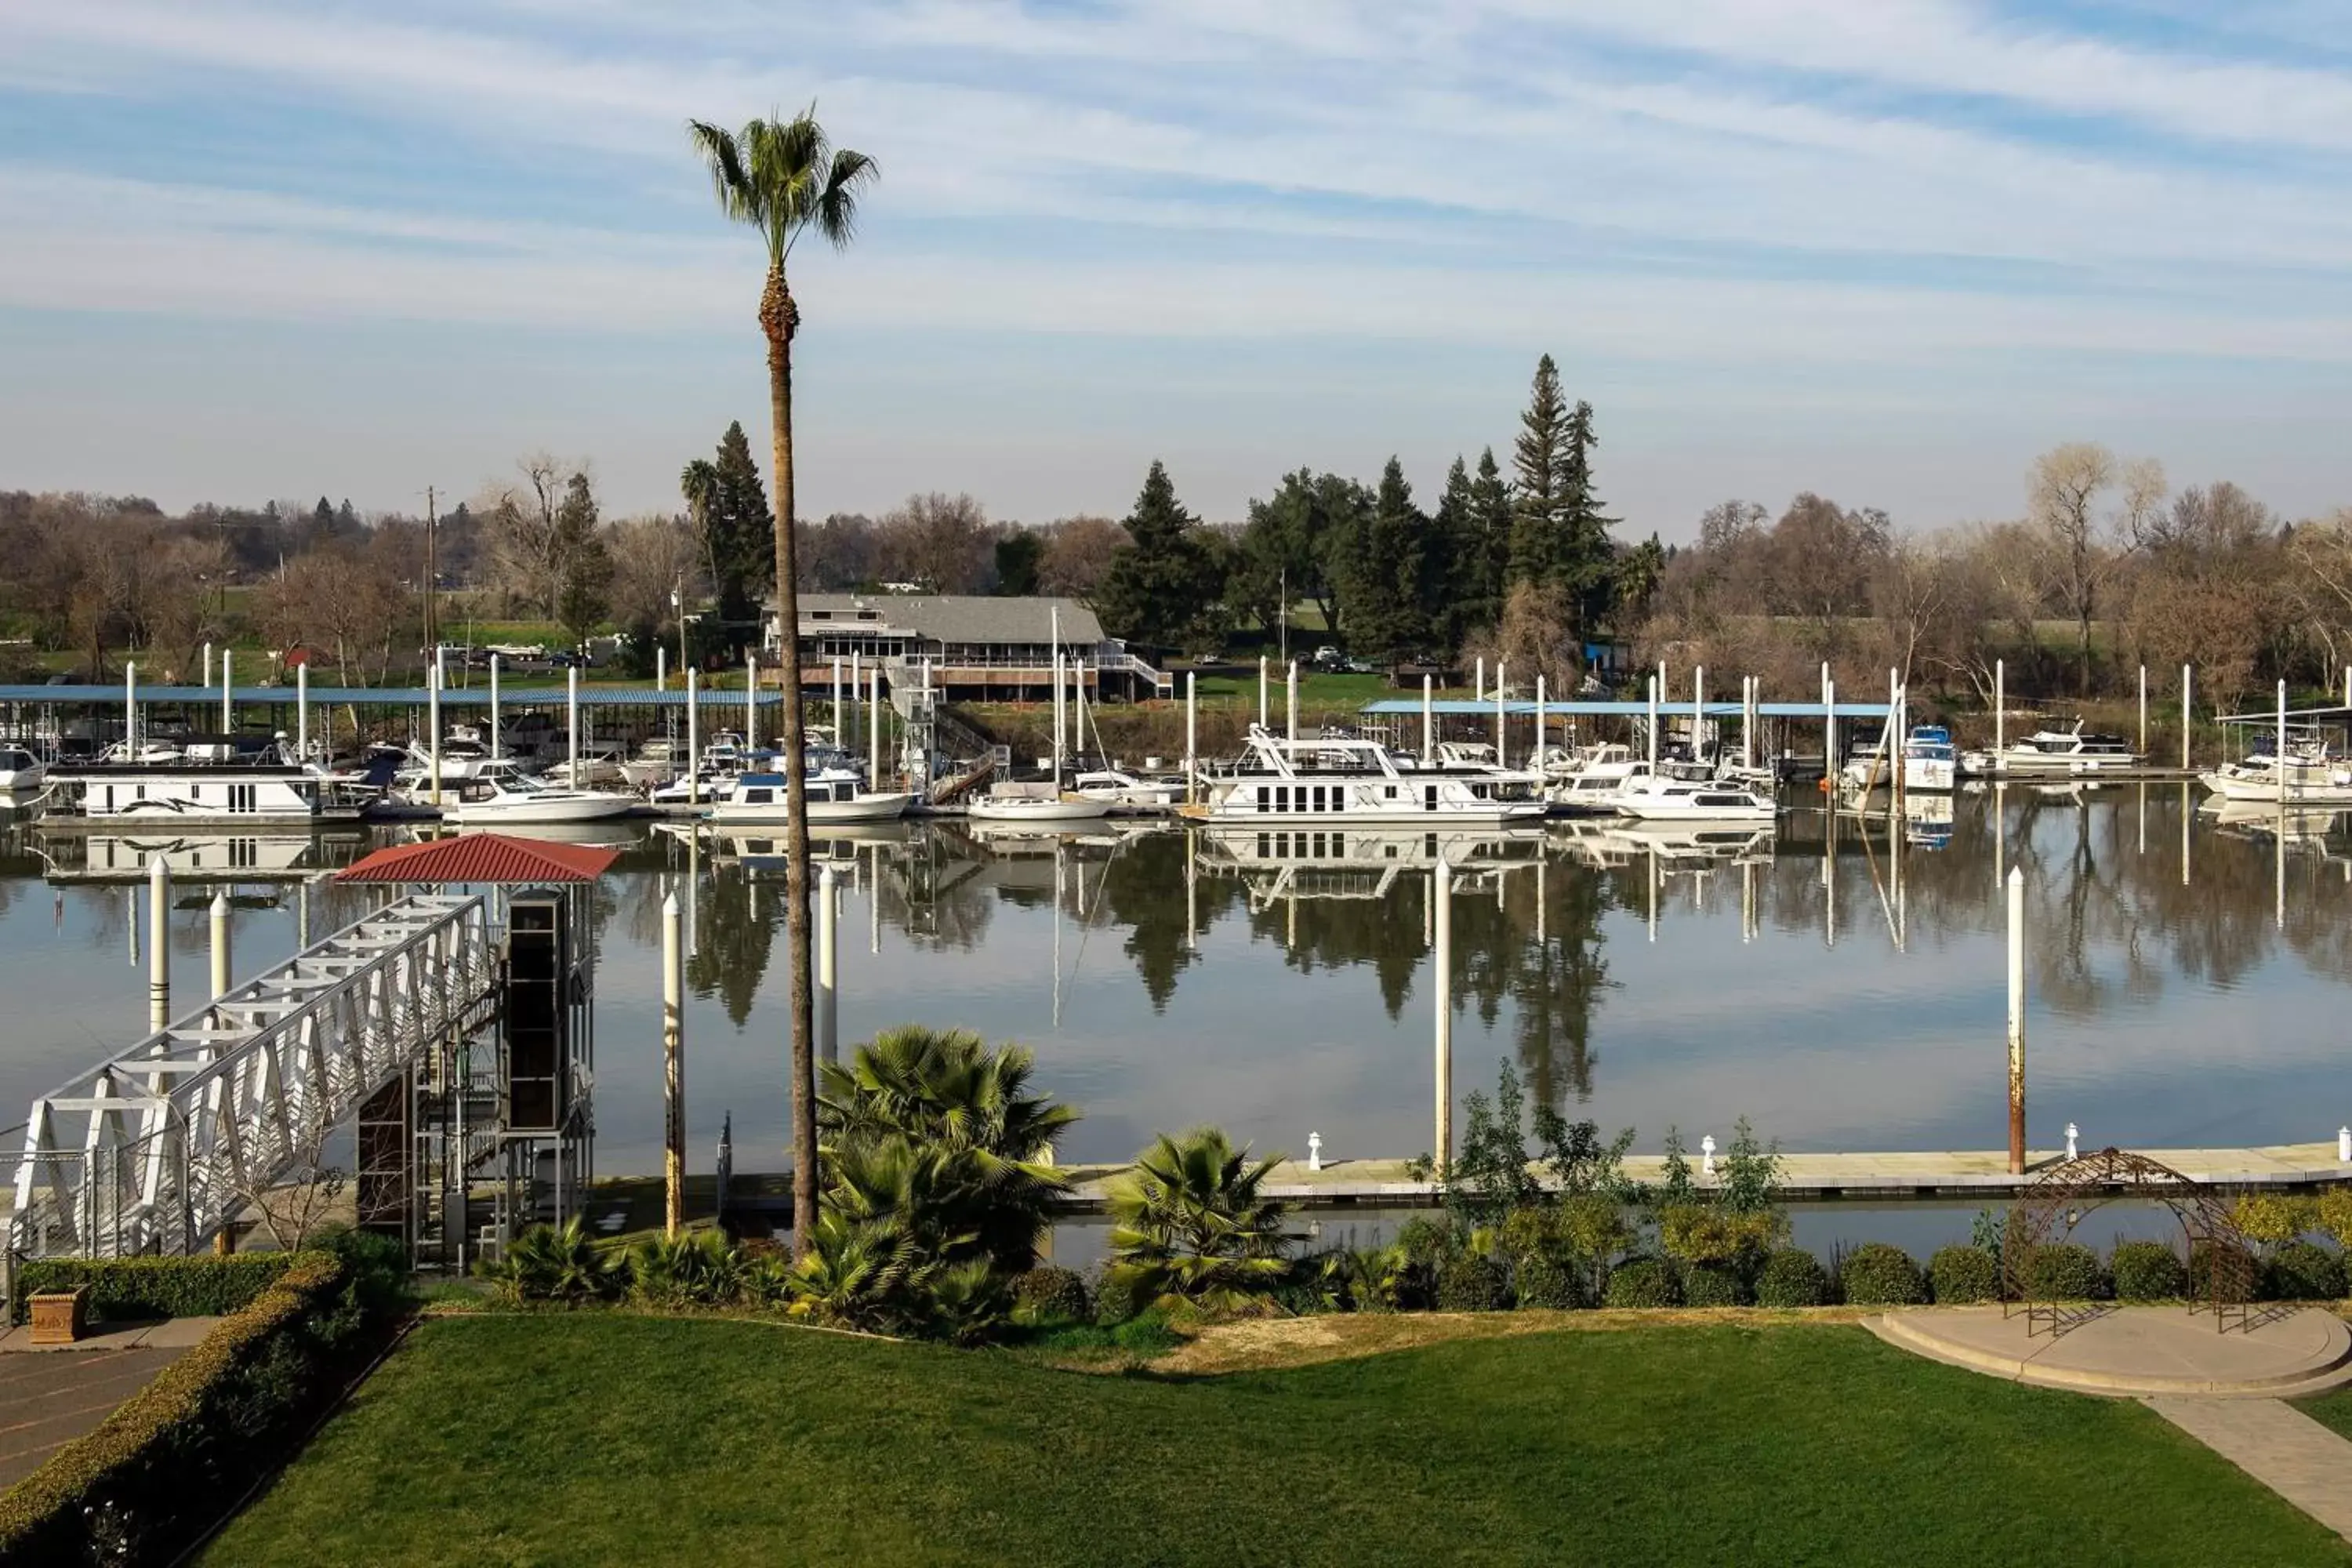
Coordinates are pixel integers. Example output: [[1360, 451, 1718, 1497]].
[[1106, 1128, 1300, 1316], [630, 1230, 748, 1308], [481, 1217, 626, 1305]]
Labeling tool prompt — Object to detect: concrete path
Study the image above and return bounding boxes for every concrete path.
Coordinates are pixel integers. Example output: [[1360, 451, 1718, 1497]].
[[2147, 1396, 2352, 1544], [0, 1318, 219, 1490]]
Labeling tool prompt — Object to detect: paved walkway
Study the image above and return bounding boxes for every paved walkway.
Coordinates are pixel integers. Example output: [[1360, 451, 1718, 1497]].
[[2148, 1396, 2352, 1544], [0, 1318, 218, 1490]]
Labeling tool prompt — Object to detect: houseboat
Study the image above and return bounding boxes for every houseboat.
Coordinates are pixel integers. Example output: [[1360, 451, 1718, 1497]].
[[42, 758, 362, 828], [1962, 721, 2139, 776], [1192, 727, 1544, 825]]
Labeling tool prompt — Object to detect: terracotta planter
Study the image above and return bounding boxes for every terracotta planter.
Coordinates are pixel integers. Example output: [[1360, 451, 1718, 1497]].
[[27, 1286, 90, 1345]]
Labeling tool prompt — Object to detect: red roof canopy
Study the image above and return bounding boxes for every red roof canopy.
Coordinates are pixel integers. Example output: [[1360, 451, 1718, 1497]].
[[336, 833, 620, 884]]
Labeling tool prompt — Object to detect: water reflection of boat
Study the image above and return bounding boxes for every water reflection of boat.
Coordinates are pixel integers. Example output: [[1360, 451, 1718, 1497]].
[[31, 830, 364, 883], [1585, 822, 1774, 865], [1196, 824, 1542, 908], [2205, 800, 2344, 844]]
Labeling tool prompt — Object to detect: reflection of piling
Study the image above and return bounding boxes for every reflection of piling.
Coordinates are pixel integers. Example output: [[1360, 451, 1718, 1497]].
[[662, 891, 684, 1239], [147, 855, 170, 1034], [817, 865, 839, 1065], [1432, 858, 1453, 1166], [2007, 864, 2026, 1175]]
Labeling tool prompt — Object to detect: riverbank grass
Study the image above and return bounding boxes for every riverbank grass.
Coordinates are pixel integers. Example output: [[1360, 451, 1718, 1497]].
[[206, 1314, 2344, 1566]]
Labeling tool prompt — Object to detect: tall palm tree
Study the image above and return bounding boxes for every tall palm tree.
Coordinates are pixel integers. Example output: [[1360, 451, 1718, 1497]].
[[679, 456, 723, 613], [688, 109, 877, 1258]]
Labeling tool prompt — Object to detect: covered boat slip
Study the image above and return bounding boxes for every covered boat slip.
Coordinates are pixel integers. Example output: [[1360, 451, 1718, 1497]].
[[2200, 699, 2352, 807]]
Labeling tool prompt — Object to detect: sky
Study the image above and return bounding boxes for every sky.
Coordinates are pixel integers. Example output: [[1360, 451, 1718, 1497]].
[[2, 0, 2350, 541]]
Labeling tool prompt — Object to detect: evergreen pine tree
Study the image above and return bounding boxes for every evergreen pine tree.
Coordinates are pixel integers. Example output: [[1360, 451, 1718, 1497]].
[[1469, 446, 1512, 633], [551, 470, 612, 646], [1354, 456, 1429, 661], [1508, 354, 1570, 589], [1095, 460, 1221, 650], [709, 420, 773, 630], [1559, 398, 1617, 631], [1432, 456, 1475, 652]]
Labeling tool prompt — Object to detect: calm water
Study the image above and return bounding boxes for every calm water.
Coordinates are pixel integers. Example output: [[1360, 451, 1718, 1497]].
[[4, 786, 2347, 1182]]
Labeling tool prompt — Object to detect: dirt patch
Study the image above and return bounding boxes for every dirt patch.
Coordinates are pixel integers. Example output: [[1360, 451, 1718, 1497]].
[[1147, 1305, 1874, 1375]]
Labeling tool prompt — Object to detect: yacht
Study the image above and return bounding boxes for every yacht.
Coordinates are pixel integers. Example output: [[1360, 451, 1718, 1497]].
[[2198, 739, 2352, 807], [1610, 775, 1777, 823], [621, 737, 687, 791], [965, 782, 1113, 825], [543, 744, 629, 790], [710, 768, 913, 826], [44, 757, 361, 828], [1193, 726, 1545, 825], [438, 760, 637, 825], [0, 745, 45, 792], [1962, 721, 2139, 776]]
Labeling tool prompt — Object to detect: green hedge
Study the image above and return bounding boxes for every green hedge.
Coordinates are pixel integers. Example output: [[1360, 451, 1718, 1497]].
[[1753, 1247, 1828, 1308], [10, 1253, 296, 1325], [0, 1250, 372, 1566], [1838, 1243, 1926, 1306], [2111, 1241, 2187, 1302]]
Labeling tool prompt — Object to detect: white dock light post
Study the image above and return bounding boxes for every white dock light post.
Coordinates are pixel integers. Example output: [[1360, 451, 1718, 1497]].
[[1700, 1134, 1716, 1176], [1432, 857, 1454, 1166], [2065, 1121, 2078, 1161], [1421, 672, 1434, 765], [2339, 1126, 2350, 1164], [295, 661, 309, 762], [662, 891, 684, 1239], [2007, 864, 2027, 1176], [488, 653, 501, 760], [686, 667, 701, 804], [147, 855, 170, 1034], [220, 648, 233, 733], [209, 888, 230, 1004], [817, 865, 839, 1064], [567, 665, 582, 780]]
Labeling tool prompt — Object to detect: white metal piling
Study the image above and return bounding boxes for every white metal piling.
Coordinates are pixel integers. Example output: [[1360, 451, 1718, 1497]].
[[1287, 660, 1299, 746], [744, 655, 758, 754], [1694, 665, 1705, 760], [869, 666, 883, 788], [657, 645, 667, 692], [2008, 864, 2026, 1175], [220, 648, 232, 734], [123, 661, 136, 753], [1534, 673, 1546, 765], [1475, 656, 1484, 702], [488, 653, 501, 760], [832, 659, 843, 744], [2182, 664, 2193, 770], [201, 642, 212, 689], [1259, 655, 1269, 728], [1646, 675, 1659, 770], [662, 891, 684, 1238], [209, 888, 230, 1004], [2138, 664, 2148, 753], [1994, 657, 2005, 759], [2278, 678, 2291, 808], [568, 665, 581, 781], [1185, 670, 1199, 804], [686, 667, 701, 804], [1421, 673, 1434, 765], [1494, 666, 1506, 764], [147, 855, 170, 1034], [427, 662, 443, 808], [1432, 857, 1453, 1167], [296, 660, 309, 761]]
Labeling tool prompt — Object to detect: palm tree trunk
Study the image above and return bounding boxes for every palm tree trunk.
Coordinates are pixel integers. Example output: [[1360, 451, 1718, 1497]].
[[762, 259, 818, 1261]]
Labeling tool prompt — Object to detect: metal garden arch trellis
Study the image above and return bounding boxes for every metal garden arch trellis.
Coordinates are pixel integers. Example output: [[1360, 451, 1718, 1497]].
[[2002, 1148, 2258, 1337]]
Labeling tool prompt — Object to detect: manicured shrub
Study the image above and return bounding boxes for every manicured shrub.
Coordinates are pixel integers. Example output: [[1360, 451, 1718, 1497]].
[[1838, 1243, 1926, 1306], [10, 1253, 296, 1324], [1753, 1247, 1828, 1308], [2110, 1240, 2187, 1302], [1604, 1258, 1682, 1308], [1929, 1244, 2000, 1305], [1010, 1265, 1092, 1324], [1679, 1262, 1747, 1308], [2262, 1241, 2346, 1302], [2025, 1243, 2109, 1301], [1395, 1216, 1456, 1269], [1436, 1255, 1511, 1312], [1512, 1254, 1581, 1310], [0, 1252, 357, 1564]]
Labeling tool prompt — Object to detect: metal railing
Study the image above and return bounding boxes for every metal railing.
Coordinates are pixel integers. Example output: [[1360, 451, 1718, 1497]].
[[7, 892, 499, 1261]]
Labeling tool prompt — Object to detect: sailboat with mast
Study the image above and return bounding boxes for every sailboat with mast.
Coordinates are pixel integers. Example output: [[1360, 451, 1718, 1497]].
[[967, 606, 1112, 825]]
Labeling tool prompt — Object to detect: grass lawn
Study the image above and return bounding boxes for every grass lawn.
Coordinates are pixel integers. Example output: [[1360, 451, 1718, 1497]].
[[206, 1316, 2345, 1567], [2299, 1388, 2352, 1443]]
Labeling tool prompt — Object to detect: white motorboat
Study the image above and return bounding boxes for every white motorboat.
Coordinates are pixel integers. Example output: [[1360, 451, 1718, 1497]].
[[710, 769, 913, 825], [621, 738, 686, 790], [1842, 725, 1958, 794], [1071, 768, 1180, 809], [1962, 721, 2139, 776], [1611, 775, 1777, 822], [1194, 726, 1545, 824], [439, 760, 637, 825], [0, 745, 46, 791], [543, 744, 628, 790], [1547, 743, 1652, 814], [2199, 742, 2352, 807]]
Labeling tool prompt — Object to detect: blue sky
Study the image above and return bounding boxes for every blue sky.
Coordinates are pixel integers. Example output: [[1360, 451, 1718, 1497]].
[[2, 0, 2349, 539]]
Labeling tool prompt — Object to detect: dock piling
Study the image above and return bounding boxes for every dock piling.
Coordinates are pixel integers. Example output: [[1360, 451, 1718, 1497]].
[[147, 855, 170, 1035], [488, 654, 500, 760], [687, 668, 700, 804], [296, 660, 309, 761], [568, 666, 581, 781], [209, 888, 230, 1006]]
